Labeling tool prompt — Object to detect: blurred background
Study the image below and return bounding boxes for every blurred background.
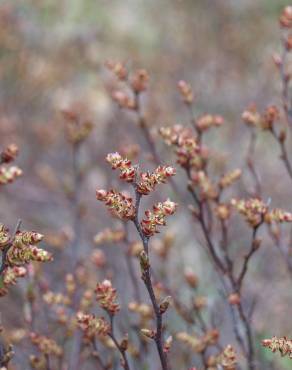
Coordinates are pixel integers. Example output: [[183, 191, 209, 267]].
[[1, 0, 292, 369]]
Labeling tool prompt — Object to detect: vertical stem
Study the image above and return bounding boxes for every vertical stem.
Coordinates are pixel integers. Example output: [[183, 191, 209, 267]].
[[132, 191, 169, 370], [108, 314, 131, 370]]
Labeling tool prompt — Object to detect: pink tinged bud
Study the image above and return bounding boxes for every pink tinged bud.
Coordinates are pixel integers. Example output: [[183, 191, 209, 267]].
[[96, 189, 108, 200]]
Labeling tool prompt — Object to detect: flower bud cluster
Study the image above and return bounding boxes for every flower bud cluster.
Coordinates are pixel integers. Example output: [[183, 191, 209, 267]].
[[0, 165, 22, 185], [106, 152, 136, 182], [231, 198, 268, 227], [184, 268, 199, 288], [95, 280, 120, 315], [137, 166, 176, 195], [176, 329, 219, 353], [130, 69, 149, 93], [62, 110, 93, 145], [76, 312, 110, 341], [206, 345, 237, 370], [6, 230, 52, 266], [0, 144, 22, 186], [262, 336, 292, 359], [96, 189, 135, 220], [0, 266, 27, 297], [152, 231, 175, 259], [217, 345, 237, 370], [141, 200, 177, 237], [3, 266, 26, 286], [177, 80, 193, 104], [232, 198, 292, 227], [30, 332, 63, 357], [219, 169, 242, 189], [112, 90, 136, 110], [0, 342, 14, 367], [215, 203, 231, 221], [191, 171, 218, 200], [105, 60, 128, 81], [79, 289, 94, 311], [94, 228, 125, 245], [1, 144, 19, 163], [196, 114, 223, 132], [106, 152, 176, 195], [159, 125, 208, 170], [280, 6, 292, 28], [43, 291, 71, 306], [0, 224, 10, 249], [128, 302, 153, 320], [242, 105, 280, 130], [90, 249, 106, 268]]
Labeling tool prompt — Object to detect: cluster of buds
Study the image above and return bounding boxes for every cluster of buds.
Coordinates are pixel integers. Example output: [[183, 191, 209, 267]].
[[6, 230, 52, 267], [106, 152, 136, 182], [184, 267, 199, 289], [106, 152, 176, 195], [219, 169, 242, 189], [177, 80, 193, 104], [2, 266, 26, 286], [242, 105, 280, 130], [61, 109, 93, 145], [206, 345, 237, 370], [159, 125, 208, 170], [111, 90, 136, 110], [128, 302, 153, 320], [176, 329, 219, 353], [79, 289, 94, 311], [130, 69, 149, 93], [0, 144, 21, 185], [0, 144, 19, 164], [30, 332, 63, 357], [231, 198, 268, 227], [232, 198, 292, 226], [217, 345, 237, 370], [196, 114, 223, 132], [94, 227, 125, 245], [241, 104, 261, 127], [141, 328, 156, 340], [29, 355, 47, 369], [191, 171, 218, 200], [137, 166, 176, 195], [0, 165, 22, 185], [95, 280, 120, 315], [262, 336, 292, 359], [280, 6, 292, 28], [65, 273, 76, 296], [105, 60, 128, 81], [107, 65, 149, 110], [91, 249, 106, 268], [0, 342, 14, 367], [152, 231, 175, 259], [0, 224, 10, 248], [43, 291, 71, 306], [141, 200, 177, 237], [264, 208, 292, 223], [76, 312, 110, 341], [96, 189, 135, 220], [215, 203, 231, 221]]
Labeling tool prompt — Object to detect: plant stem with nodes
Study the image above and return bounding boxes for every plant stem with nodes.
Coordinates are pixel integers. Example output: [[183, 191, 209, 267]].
[[108, 314, 131, 370], [131, 187, 169, 370]]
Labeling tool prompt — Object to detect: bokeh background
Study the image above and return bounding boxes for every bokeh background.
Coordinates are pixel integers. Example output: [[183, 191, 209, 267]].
[[1, 1, 292, 369]]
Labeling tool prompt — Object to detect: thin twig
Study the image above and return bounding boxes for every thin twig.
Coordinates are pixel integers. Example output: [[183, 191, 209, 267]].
[[108, 314, 131, 370], [132, 189, 169, 370]]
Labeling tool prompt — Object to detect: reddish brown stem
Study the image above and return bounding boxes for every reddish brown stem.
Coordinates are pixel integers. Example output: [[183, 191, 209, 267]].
[[132, 190, 169, 370]]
